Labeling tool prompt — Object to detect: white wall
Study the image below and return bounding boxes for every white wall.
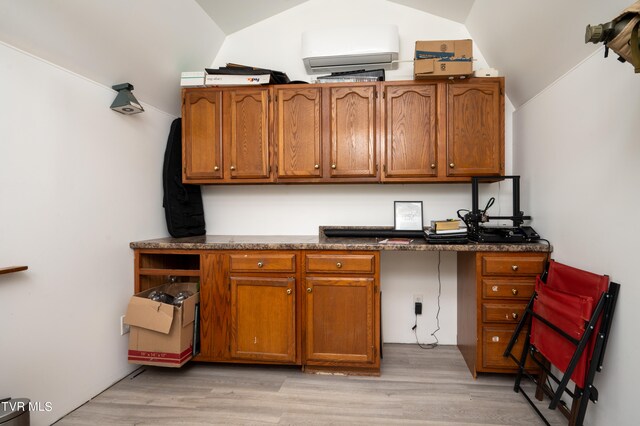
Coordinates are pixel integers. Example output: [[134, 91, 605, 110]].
[[0, 42, 171, 425], [213, 0, 490, 81], [514, 50, 639, 425], [208, 0, 513, 344], [0, 0, 226, 116]]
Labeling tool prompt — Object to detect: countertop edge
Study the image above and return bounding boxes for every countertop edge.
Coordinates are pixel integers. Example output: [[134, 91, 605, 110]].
[[129, 238, 551, 253]]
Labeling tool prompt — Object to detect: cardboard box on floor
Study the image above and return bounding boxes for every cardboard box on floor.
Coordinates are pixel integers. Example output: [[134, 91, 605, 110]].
[[124, 282, 199, 368], [414, 39, 473, 79]]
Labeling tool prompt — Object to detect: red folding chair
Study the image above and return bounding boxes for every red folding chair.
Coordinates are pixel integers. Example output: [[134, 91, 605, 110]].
[[504, 260, 620, 426]]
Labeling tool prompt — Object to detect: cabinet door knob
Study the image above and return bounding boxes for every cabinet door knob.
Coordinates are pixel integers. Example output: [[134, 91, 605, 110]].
[[286, 288, 292, 295], [336, 262, 342, 269], [314, 164, 320, 169], [449, 163, 455, 168], [430, 163, 436, 169], [257, 261, 263, 268], [512, 288, 518, 295], [512, 265, 519, 271], [214, 166, 220, 171], [331, 164, 337, 169], [230, 166, 236, 171], [307, 287, 312, 293], [512, 312, 519, 320]]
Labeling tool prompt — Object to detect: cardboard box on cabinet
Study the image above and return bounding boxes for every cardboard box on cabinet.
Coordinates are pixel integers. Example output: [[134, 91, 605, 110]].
[[124, 282, 199, 368], [414, 39, 473, 79]]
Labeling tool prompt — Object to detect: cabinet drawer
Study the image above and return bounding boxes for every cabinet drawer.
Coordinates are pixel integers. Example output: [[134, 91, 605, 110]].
[[482, 325, 525, 369], [482, 278, 535, 300], [305, 254, 375, 274], [481, 254, 546, 276], [229, 253, 296, 273], [482, 303, 527, 324]]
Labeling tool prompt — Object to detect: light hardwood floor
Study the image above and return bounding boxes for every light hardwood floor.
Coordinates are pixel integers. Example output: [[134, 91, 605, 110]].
[[56, 344, 566, 425]]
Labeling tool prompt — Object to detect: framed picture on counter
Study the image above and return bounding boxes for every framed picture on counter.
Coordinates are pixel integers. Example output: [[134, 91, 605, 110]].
[[394, 201, 424, 231]]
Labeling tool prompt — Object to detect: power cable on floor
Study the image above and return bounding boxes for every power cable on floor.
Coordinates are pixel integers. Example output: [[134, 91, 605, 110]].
[[413, 251, 441, 349]]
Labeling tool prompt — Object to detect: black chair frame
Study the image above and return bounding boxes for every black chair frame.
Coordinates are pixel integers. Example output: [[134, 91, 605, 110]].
[[504, 280, 620, 426]]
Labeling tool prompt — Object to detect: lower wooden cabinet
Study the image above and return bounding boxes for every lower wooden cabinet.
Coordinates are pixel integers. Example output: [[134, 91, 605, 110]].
[[457, 251, 547, 377], [230, 276, 296, 363], [133, 249, 380, 374], [304, 276, 376, 364], [302, 251, 380, 374]]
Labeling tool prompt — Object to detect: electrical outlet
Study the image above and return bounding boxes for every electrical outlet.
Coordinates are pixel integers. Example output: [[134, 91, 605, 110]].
[[414, 302, 423, 315], [120, 315, 130, 336], [413, 294, 423, 304]]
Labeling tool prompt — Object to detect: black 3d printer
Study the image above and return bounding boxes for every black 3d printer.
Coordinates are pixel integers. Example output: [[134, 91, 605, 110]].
[[462, 176, 540, 243]]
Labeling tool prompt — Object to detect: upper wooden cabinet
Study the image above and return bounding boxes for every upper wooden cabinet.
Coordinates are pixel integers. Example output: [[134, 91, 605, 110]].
[[446, 80, 504, 177], [181, 78, 503, 184], [227, 88, 272, 181], [274, 87, 323, 180], [273, 84, 379, 183], [182, 90, 223, 182], [328, 85, 378, 181], [182, 87, 273, 184], [382, 83, 438, 181]]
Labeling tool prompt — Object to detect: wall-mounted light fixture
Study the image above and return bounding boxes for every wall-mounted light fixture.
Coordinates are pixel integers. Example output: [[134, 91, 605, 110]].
[[110, 83, 144, 114], [585, 1, 640, 73]]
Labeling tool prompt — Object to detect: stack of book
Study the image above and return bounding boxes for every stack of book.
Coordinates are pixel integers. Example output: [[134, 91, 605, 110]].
[[424, 219, 468, 244], [315, 69, 385, 83], [204, 63, 290, 86]]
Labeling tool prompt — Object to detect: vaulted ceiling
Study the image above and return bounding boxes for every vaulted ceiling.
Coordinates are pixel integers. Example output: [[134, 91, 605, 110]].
[[0, 0, 633, 115]]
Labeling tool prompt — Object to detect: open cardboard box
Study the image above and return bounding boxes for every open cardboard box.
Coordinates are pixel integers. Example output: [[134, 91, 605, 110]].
[[124, 282, 199, 368], [414, 39, 473, 79]]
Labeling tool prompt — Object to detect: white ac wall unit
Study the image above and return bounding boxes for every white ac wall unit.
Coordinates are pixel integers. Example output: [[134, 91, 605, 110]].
[[302, 24, 399, 73]]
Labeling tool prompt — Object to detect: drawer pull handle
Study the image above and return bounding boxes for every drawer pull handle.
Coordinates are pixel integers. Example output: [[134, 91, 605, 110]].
[[512, 312, 519, 320], [492, 285, 499, 292], [492, 336, 500, 342], [286, 289, 292, 295], [512, 288, 518, 295], [257, 262, 264, 268], [512, 265, 519, 271], [336, 262, 342, 269], [307, 287, 312, 293]]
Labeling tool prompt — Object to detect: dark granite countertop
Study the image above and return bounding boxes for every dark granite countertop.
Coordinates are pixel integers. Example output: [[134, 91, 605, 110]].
[[130, 227, 551, 253]]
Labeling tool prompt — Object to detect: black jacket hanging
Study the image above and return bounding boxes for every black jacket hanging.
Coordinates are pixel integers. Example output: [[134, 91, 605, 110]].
[[162, 118, 206, 238]]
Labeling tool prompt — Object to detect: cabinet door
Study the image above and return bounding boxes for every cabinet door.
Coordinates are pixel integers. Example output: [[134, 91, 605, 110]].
[[230, 276, 296, 362], [228, 88, 271, 180], [305, 276, 375, 364], [329, 85, 377, 179], [383, 84, 438, 179], [182, 90, 223, 182], [447, 81, 503, 176], [275, 87, 322, 179]]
